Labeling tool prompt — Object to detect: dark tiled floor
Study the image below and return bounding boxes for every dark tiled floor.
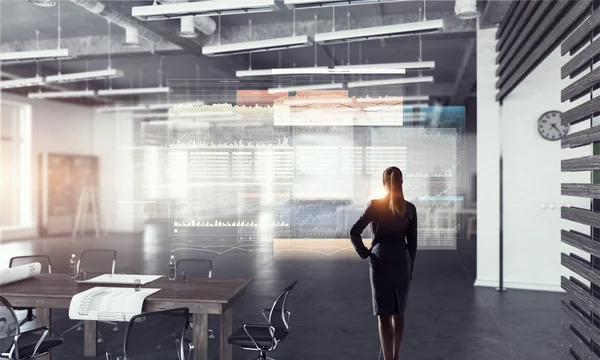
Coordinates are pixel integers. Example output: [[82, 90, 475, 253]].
[[0, 227, 562, 360]]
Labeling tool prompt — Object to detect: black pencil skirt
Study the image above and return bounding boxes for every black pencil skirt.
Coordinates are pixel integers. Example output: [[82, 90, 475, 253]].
[[369, 259, 411, 316]]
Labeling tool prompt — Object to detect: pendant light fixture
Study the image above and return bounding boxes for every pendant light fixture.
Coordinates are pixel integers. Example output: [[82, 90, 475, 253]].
[[2, 3, 71, 64], [4, 30, 45, 90], [43, 11, 123, 85]]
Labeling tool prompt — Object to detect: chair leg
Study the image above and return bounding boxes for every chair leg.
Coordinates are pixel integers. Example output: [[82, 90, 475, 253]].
[[61, 321, 84, 337], [99, 321, 119, 332], [188, 343, 194, 360], [97, 331, 104, 344], [18, 317, 29, 327]]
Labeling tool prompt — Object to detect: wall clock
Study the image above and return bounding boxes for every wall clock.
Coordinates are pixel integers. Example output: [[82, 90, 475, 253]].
[[537, 110, 568, 141]]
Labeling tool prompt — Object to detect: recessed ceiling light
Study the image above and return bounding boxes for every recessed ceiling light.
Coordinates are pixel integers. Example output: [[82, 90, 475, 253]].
[[0, 76, 45, 89], [267, 83, 344, 94], [132, 0, 278, 21], [0, 49, 71, 65], [96, 104, 150, 113], [28, 90, 96, 99], [315, 20, 444, 45], [97, 86, 171, 96], [45, 69, 123, 84], [284, 0, 409, 9], [203, 35, 313, 56], [347, 76, 434, 88], [335, 61, 435, 71]]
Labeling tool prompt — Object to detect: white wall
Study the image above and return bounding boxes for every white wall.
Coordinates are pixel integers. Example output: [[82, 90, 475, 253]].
[[475, 28, 501, 287], [0, 93, 94, 240], [0, 94, 144, 240], [476, 29, 591, 291]]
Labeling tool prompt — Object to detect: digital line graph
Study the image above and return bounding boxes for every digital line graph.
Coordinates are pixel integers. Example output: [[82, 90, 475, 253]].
[[132, 83, 468, 253]]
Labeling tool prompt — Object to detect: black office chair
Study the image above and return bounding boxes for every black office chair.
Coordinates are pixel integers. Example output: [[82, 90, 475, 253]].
[[228, 281, 298, 360], [106, 308, 189, 360], [0, 296, 62, 360], [157, 259, 214, 360], [61, 249, 119, 343], [8, 256, 52, 328]]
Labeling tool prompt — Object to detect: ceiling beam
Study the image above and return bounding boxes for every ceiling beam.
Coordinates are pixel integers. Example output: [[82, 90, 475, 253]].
[[209, 11, 476, 47], [450, 39, 476, 106], [0, 69, 114, 106]]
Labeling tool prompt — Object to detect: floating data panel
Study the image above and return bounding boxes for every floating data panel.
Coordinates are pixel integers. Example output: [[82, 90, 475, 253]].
[[118, 80, 466, 254]]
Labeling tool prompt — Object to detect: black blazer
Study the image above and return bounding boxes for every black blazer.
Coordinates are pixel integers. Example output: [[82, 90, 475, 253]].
[[350, 197, 418, 267]]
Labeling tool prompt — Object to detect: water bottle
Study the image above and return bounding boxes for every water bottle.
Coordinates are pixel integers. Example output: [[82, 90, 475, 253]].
[[69, 254, 77, 280], [168, 255, 176, 281]]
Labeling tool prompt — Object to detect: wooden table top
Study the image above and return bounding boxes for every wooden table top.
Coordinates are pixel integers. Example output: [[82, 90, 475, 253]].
[[0, 274, 253, 314]]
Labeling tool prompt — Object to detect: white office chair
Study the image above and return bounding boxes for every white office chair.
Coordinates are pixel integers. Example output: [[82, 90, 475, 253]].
[[8, 255, 52, 328], [60, 249, 119, 343]]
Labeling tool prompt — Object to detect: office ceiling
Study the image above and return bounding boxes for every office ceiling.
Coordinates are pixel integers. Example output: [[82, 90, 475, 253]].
[[0, 0, 509, 107]]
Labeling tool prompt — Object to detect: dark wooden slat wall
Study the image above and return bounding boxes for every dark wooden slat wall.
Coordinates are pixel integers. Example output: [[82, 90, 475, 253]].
[[562, 6, 600, 55], [495, 1, 532, 52], [496, 0, 592, 101], [562, 95, 600, 126], [562, 230, 600, 258], [497, 0, 590, 101], [495, 0, 555, 67], [558, 2, 600, 359], [561, 66, 600, 102], [562, 154, 600, 171], [562, 124, 600, 149], [562, 37, 600, 79], [496, 0, 521, 40], [562, 183, 600, 198], [495, 0, 556, 71]]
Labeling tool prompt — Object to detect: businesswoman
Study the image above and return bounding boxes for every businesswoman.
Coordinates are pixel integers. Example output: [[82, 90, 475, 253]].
[[350, 166, 418, 360]]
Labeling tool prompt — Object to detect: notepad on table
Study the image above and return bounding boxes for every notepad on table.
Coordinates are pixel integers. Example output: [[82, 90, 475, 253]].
[[69, 287, 160, 322]]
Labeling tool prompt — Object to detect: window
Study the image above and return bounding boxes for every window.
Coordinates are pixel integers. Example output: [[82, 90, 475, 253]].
[[0, 101, 31, 228]]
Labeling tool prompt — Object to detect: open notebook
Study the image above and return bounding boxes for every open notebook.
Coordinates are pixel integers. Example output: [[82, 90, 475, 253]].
[[68, 287, 160, 322]]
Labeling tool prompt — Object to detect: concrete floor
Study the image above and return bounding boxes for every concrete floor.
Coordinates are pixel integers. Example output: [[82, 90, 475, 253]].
[[0, 227, 562, 360]]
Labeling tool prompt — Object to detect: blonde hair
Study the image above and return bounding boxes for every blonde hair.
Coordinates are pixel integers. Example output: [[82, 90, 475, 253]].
[[383, 166, 405, 217]]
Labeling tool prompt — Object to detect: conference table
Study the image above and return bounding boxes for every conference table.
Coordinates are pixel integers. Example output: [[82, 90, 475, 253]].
[[0, 274, 253, 360]]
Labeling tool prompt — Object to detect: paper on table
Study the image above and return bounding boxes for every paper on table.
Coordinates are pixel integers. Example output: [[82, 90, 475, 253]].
[[76, 274, 163, 285], [68, 287, 161, 322], [0, 262, 41, 286]]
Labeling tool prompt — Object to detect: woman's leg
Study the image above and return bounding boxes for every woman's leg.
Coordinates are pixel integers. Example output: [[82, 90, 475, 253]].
[[377, 315, 394, 360], [391, 314, 405, 360]]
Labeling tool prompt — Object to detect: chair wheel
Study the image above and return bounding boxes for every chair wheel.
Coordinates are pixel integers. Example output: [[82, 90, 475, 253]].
[[76, 326, 83, 331], [112, 326, 119, 332], [97, 338, 104, 344], [209, 330, 215, 339], [156, 345, 163, 350]]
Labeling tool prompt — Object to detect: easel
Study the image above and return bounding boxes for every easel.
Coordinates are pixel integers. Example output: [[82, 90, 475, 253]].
[[72, 186, 102, 238]]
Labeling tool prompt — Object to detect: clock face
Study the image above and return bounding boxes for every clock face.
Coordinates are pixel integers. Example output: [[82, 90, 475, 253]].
[[538, 111, 568, 141]]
